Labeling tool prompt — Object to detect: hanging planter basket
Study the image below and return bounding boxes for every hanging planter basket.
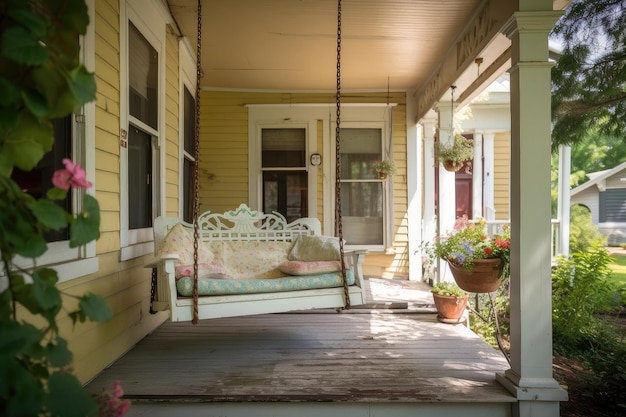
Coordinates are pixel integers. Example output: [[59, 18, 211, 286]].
[[447, 258, 503, 293], [443, 159, 463, 172], [432, 293, 469, 323]]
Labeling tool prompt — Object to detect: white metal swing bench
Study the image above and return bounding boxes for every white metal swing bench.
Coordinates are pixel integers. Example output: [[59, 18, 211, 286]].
[[145, 204, 367, 322], [145, 0, 366, 322]]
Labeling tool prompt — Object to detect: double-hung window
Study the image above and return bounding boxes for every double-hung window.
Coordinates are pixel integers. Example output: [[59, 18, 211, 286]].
[[339, 127, 387, 248], [181, 87, 196, 223], [121, 9, 163, 260], [128, 22, 158, 230], [6, 0, 97, 283], [261, 128, 308, 223]]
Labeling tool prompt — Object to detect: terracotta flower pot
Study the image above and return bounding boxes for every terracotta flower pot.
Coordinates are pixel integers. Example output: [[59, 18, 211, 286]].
[[432, 293, 469, 323], [443, 159, 463, 172], [448, 258, 503, 293]]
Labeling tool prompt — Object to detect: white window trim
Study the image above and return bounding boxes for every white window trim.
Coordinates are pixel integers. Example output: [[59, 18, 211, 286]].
[[247, 105, 326, 216], [1, 0, 99, 285], [120, 0, 170, 261], [179, 37, 197, 219], [331, 119, 392, 252], [247, 104, 396, 250]]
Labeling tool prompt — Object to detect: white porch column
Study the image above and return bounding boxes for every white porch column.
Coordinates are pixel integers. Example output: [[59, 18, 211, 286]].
[[557, 145, 571, 258], [421, 116, 437, 284], [435, 102, 456, 283], [472, 132, 484, 219], [496, 7, 568, 417], [482, 133, 496, 220], [407, 95, 423, 282]]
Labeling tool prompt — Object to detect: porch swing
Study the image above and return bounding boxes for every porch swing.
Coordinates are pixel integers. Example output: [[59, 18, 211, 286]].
[[146, 0, 367, 323]]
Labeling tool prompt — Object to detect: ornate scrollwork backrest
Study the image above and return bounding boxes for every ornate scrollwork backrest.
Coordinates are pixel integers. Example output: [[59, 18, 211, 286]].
[[196, 204, 320, 242]]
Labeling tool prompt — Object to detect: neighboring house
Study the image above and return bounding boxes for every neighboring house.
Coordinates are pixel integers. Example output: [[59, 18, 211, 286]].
[[570, 161, 626, 245], [7, 1, 569, 416]]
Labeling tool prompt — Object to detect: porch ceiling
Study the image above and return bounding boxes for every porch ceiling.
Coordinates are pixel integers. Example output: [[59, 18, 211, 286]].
[[168, 0, 569, 106]]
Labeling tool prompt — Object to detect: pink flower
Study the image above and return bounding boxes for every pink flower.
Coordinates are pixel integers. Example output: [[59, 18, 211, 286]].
[[97, 381, 131, 417], [52, 158, 92, 190], [111, 380, 124, 398]]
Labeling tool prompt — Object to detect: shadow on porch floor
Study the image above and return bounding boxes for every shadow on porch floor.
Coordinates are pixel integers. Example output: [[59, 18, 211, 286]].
[[86, 278, 514, 416]]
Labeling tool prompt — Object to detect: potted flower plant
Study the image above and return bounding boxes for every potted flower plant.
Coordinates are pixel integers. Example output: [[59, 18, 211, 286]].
[[436, 133, 474, 172], [431, 281, 469, 323], [423, 216, 510, 293], [372, 159, 396, 180]]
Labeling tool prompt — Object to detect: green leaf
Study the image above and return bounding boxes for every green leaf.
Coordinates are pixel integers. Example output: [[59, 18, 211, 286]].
[[32, 270, 62, 325], [0, 321, 42, 357], [3, 111, 54, 171], [21, 88, 50, 118], [68, 65, 96, 105], [1, 26, 49, 65], [29, 199, 68, 230], [0, 357, 45, 417], [10, 276, 38, 315], [17, 233, 48, 258], [47, 187, 68, 201], [8, 6, 49, 38], [31, 63, 77, 118], [45, 337, 73, 368], [0, 154, 12, 177], [70, 194, 100, 247], [0, 77, 20, 106], [47, 372, 98, 417], [78, 293, 112, 323], [50, 0, 90, 35]]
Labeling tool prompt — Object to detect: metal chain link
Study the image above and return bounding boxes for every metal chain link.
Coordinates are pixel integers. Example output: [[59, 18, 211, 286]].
[[191, 0, 202, 325], [335, 0, 350, 309], [149, 267, 157, 314]]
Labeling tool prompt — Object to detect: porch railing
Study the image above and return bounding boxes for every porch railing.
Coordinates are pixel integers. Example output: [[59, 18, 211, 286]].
[[485, 219, 562, 262]]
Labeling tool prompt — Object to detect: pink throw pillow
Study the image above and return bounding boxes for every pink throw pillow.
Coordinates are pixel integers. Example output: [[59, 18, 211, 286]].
[[277, 260, 341, 276]]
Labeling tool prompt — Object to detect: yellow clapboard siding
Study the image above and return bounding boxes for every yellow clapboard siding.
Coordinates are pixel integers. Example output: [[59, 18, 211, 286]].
[[95, 170, 119, 193], [96, 231, 120, 258], [198, 91, 408, 277], [96, 190, 120, 211], [99, 210, 120, 232], [96, 106, 120, 139], [94, 149, 118, 172]]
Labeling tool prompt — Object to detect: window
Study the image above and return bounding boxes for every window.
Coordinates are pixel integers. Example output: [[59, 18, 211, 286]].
[[12, 117, 72, 242], [261, 128, 308, 223], [4, 0, 98, 282], [340, 128, 385, 246], [599, 189, 626, 222], [127, 21, 159, 230], [182, 87, 196, 223]]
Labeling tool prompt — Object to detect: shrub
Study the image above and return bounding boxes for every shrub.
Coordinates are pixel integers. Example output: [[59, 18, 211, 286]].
[[552, 244, 617, 355], [569, 205, 606, 253]]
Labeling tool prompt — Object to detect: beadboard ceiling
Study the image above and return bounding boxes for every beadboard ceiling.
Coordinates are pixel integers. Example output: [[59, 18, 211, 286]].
[[167, 0, 569, 99]]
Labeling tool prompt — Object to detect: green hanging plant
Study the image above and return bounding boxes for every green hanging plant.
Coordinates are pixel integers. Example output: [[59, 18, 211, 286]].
[[436, 133, 474, 171], [372, 159, 396, 179]]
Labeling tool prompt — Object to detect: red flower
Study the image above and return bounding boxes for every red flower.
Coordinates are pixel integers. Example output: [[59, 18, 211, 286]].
[[484, 247, 493, 256], [495, 238, 510, 249]]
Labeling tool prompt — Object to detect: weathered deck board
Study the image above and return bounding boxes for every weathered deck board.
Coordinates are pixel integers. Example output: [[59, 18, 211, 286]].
[[86, 310, 514, 404]]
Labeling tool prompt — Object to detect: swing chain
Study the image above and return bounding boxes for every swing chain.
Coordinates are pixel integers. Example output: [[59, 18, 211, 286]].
[[335, 0, 350, 309], [149, 267, 157, 314], [191, 0, 202, 324]]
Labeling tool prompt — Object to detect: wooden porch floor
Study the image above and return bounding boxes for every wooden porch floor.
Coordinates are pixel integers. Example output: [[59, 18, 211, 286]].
[[86, 278, 515, 415]]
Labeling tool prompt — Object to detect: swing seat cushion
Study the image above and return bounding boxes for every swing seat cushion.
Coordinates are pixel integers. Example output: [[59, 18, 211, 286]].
[[156, 223, 214, 266], [176, 270, 355, 297]]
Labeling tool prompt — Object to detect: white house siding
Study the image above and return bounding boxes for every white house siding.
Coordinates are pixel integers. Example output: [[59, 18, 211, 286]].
[[570, 187, 599, 224]]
